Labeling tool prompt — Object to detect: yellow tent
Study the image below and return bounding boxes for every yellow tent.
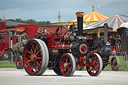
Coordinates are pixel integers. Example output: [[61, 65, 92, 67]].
[[70, 11, 109, 25]]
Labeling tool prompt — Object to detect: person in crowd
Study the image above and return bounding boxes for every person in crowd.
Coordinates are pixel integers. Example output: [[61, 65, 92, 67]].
[[42, 28, 47, 34], [34, 28, 41, 38], [111, 36, 116, 51]]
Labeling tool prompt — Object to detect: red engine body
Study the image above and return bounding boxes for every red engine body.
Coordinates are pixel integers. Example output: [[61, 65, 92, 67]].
[[0, 33, 21, 57], [23, 12, 104, 76], [0, 33, 9, 53]]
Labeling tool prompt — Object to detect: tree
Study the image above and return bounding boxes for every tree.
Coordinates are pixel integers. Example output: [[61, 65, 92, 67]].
[[46, 21, 51, 25], [15, 18, 25, 23], [6, 19, 15, 22], [25, 19, 36, 24], [0, 18, 3, 21], [3, 18, 51, 25]]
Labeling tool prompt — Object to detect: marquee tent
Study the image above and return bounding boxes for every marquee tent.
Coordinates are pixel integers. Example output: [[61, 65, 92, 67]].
[[83, 15, 128, 31], [70, 11, 109, 24]]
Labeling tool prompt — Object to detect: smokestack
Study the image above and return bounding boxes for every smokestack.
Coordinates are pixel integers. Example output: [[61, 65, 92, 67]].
[[76, 12, 84, 37], [104, 23, 108, 43]]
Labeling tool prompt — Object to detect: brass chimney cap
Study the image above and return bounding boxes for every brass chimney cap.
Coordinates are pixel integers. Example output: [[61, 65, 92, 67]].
[[76, 12, 84, 17]]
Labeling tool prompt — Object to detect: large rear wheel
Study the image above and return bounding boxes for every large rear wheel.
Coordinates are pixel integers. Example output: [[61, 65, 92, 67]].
[[86, 53, 103, 76], [60, 53, 76, 76], [23, 39, 49, 76]]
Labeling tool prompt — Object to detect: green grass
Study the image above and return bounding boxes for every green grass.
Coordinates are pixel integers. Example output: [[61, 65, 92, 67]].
[[0, 60, 16, 68], [0, 55, 128, 71], [103, 55, 128, 71]]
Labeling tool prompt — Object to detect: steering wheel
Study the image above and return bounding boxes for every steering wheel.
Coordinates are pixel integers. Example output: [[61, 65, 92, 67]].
[[55, 26, 68, 35]]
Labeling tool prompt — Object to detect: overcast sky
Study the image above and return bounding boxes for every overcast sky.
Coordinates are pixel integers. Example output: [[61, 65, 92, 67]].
[[0, 0, 128, 22]]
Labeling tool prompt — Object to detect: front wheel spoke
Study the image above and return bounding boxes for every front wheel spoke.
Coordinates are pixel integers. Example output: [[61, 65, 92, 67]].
[[95, 65, 99, 71], [67, 68, 71, 73], [91, 57, 95, 61], [67, 63, 71, 67], [91, 68, 95, 73]]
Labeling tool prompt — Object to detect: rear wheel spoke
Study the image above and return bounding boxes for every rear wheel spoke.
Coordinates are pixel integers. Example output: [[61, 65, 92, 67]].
[[23, 39, 49, 76]]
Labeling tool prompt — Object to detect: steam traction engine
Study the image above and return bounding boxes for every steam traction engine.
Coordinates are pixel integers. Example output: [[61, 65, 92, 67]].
[[0, 27, 27, 62], [23, 12, 103, 76]]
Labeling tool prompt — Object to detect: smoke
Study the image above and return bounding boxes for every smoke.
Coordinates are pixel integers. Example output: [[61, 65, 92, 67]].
[[95, 3, 107, 9], [95, 0, 124, 9]]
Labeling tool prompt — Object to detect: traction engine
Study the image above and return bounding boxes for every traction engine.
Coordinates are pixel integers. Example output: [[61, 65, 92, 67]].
[[23, 12, 103, 76], [0, 27, 27, 61]]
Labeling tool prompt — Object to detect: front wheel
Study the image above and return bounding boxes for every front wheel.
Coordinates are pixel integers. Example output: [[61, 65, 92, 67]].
[[86, 53, 103, 76], [53, 67, 62, 75], [111, 56, 120, 71], [16, 55, 23, 69], [60, 53, 76, 76], [2, 51, 11, 60]]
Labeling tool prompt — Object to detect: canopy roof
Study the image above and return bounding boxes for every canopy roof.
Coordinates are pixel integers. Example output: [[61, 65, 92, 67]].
[[70, 11, 109, 22], [0, 20, 26, 28], [83, 15, 128, 31], [120, 22, 128, 28]]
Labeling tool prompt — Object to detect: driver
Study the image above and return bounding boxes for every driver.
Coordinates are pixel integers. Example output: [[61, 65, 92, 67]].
[[42, 28, 47, 34]]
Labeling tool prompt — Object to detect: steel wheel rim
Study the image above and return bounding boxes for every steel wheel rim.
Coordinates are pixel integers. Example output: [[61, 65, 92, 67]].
[[23, 40, 43, 75], [111, 58, 117, 70], [38, 39, 49, 73], [87, 54, 100, 76], [60, 54, 73, 76], [111, 56, 119, 71]]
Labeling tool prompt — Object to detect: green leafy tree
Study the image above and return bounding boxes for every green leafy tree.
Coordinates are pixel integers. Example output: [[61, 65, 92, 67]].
[[15, 18, 25, 23], [6, 19, 15, 22], [25, 19, 36, 24], [0, 18, 3, 21], [46, 21, 51, 25], [3, 18, 51, 25]]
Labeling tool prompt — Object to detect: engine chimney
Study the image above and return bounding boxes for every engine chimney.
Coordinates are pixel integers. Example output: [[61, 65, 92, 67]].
[[76, 12, 84, 37], [104, 23, 108, 43]]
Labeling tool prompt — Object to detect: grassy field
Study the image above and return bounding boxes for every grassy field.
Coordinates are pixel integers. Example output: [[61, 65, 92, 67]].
[[0, 55, 128, 71], [103, 55, 128, 71], [0, 60, 16, 68]]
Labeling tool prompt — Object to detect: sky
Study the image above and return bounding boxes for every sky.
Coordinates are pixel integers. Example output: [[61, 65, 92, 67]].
[[0, 0, 128, 23]]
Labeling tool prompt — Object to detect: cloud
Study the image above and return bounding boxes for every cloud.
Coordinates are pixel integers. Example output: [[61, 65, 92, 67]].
[[0, 0, 128, 22]]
